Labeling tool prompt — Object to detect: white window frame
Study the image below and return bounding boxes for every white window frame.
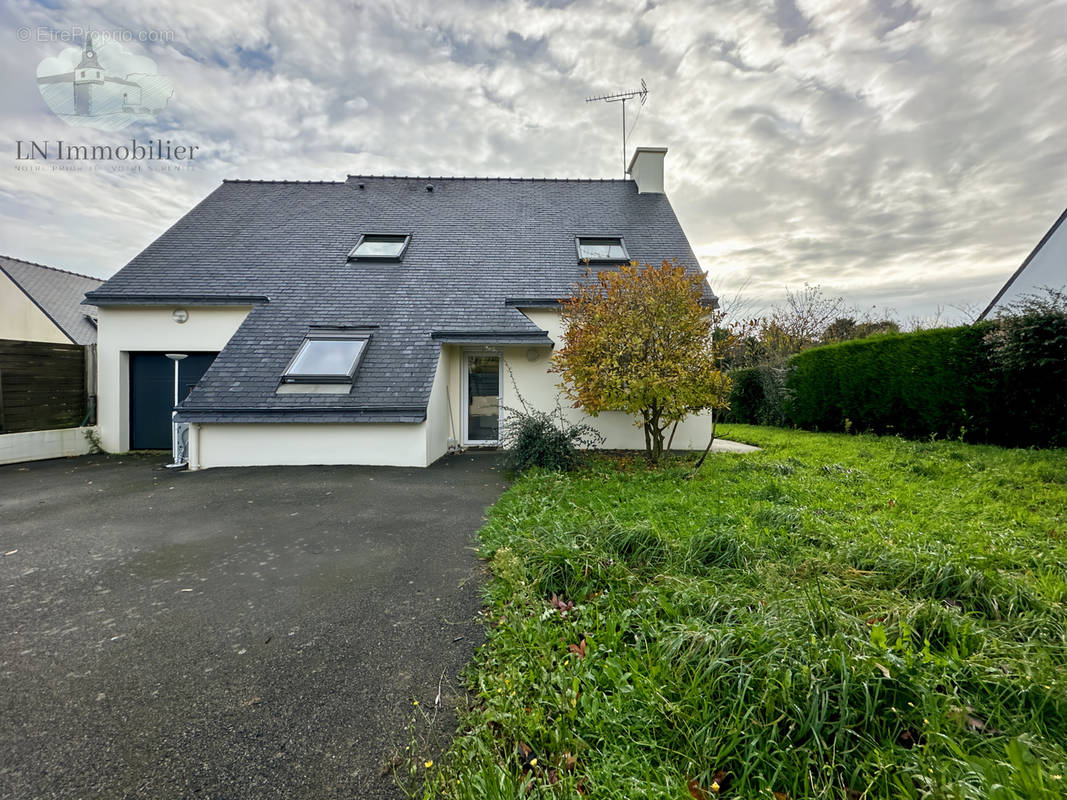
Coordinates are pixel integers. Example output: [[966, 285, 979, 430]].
[[461, 350, 502, 446]]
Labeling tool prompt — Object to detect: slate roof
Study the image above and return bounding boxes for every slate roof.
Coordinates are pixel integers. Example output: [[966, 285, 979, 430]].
[[86, 175, 708, 423], [1, 255, 102, 345]]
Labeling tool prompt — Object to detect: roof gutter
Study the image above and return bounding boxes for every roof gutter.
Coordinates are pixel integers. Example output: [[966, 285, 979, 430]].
[[175, 406, 427, 424], [83, 293, 270, 307], [503, 298, 563, 308], [431, 330, 553, 345]]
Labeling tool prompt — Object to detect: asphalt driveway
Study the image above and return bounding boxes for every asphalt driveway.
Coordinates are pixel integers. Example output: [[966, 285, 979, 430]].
[[0, 452, 505, 799]]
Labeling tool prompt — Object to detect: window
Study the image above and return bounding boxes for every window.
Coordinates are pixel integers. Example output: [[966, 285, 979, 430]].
[[576, 236, 629, 262], [348, 234, 411, 261], [282, 335, 368, 383]]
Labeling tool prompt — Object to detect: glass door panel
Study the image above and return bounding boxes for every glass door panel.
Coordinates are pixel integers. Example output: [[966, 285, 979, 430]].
[[466, 355, 500, 443]]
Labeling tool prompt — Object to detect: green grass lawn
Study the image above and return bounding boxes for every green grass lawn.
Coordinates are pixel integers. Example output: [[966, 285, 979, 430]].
[[424, 427, 1067, 799]]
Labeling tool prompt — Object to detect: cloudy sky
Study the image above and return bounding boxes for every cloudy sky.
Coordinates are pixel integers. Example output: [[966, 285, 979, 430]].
[[2, 0, 1065, 321]]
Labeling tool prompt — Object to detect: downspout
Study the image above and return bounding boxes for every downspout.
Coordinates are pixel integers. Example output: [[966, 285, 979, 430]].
[[188, 422, 201, 470]]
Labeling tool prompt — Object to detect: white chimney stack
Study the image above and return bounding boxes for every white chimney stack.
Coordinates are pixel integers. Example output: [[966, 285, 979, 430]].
[[627, 147, 667, 194]]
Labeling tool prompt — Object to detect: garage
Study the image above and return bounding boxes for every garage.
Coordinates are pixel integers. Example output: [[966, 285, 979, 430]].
[[129, 352, 217, 449]]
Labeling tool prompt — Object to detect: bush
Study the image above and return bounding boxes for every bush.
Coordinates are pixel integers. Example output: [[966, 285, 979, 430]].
[[724, 365, 788, 426], [785, 325, 999, 440], [499, 405, 604, 473], [985, 307, 1067, 447]]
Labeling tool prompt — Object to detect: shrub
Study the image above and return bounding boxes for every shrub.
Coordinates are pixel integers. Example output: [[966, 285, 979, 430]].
[[724, 365, 788, 426], [985, 304, 1067, 447], [499, 404, 604, 474]]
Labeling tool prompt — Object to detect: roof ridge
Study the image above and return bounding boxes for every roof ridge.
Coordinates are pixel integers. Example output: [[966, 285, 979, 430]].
[[0, 254, 103, 282], [222, 178, 346, 185], [344, 175, 632, 183], [221, 176, 633, 184]]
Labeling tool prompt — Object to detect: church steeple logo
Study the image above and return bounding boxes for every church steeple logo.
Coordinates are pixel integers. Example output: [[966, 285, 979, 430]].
[[36, 31, 174, 131]]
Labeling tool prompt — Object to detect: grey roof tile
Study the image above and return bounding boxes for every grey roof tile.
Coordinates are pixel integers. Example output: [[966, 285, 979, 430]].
[[1, 255, 102, 344], [87, 176, 705, 422]]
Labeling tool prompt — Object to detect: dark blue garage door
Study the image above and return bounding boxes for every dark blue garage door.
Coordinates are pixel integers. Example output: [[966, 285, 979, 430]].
[[129, 353, 217, 450]]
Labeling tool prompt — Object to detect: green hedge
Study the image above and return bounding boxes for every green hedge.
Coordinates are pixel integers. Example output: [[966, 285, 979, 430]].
[[785, 326, 999, 440], [726, 317, 1066, 447]]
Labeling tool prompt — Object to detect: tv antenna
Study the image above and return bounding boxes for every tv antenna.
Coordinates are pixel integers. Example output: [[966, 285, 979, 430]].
[[586, 79, 648, 177]]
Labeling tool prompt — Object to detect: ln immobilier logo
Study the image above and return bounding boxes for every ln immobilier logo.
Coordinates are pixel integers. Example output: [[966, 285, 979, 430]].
[[36, 31, 174, 131]]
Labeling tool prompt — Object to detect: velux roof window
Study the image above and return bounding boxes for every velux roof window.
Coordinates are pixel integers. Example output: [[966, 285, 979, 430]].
[[576, 236, 629, 263], [348, 234, 411, 261], [282, 334, 369, 383]]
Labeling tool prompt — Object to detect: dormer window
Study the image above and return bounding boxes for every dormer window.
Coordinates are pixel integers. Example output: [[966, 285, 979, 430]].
[[576, 236, 629, 263], [282, 334, 369, 383], [348, 234, 411, 261]]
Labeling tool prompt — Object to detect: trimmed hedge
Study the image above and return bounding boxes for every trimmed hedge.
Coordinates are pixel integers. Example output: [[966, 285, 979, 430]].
[[785, 325, 999, 441], [726, 315, 1066, 447]]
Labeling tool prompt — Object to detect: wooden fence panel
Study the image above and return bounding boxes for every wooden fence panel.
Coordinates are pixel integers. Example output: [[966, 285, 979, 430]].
[[0, 339, 89, 434]]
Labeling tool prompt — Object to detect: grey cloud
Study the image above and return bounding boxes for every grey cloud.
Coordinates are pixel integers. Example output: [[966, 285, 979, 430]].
[[775, 0, 813, 45], [871, 0, 924, 38]]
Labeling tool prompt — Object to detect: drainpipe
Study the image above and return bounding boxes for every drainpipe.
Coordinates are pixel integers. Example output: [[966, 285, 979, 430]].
[[164, 353, 187, 469], [189, 422, 200, 470]]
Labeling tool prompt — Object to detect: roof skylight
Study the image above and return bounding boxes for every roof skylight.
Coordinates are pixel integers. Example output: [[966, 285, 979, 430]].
[[282, 335, 368, 383], [576, 236, 629, 262], [348, 234, 411, 261]]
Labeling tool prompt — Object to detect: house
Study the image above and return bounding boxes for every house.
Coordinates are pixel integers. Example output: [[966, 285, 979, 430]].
[[978, 207, 1067, 320], [85, 147, 721, 468], [0, 255, 102, 345], [0, 256, 100, 454]]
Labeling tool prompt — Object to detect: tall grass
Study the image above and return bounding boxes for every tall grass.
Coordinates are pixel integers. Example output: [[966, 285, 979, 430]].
[[424, 428, 1067, 799]]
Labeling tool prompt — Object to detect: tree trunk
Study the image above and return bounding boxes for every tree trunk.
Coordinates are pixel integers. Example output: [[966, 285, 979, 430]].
[[648, 406, 664, 464], [666, 420, 679, 453]]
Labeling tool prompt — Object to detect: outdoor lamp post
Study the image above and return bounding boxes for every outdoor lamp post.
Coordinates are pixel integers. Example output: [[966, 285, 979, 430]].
[[164, 353, 188, 469]]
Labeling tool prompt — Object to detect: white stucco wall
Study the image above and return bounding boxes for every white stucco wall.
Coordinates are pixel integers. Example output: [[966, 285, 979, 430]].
[[434, 310, 717, 456], [96, 306, 252, 452], [425, 345, 458, 464], [0, 271, 70, 344], [190, 422, 430, 468]]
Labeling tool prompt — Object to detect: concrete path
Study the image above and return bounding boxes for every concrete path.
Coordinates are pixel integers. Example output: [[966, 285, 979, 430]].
[[709, 438, 760, 453], [0, 452, 505, 799]]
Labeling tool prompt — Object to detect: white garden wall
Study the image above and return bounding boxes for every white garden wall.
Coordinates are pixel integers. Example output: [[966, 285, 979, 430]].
[[0, 426, 96, 465]]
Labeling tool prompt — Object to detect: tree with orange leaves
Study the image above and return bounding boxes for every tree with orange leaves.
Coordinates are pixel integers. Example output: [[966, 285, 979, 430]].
[[551, 260, 731, 464]]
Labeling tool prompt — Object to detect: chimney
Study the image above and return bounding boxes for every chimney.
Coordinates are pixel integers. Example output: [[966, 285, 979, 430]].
[[627, 147, 667, 194]]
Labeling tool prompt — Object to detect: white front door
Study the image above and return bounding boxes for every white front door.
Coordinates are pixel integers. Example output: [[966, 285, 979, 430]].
[[462, 353, 501, 445]]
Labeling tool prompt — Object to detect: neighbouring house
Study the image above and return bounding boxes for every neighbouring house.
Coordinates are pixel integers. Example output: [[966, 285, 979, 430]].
[[0, 256, 101, 454], [85, 147, 720, 468], [978, 207, 1067, 320], [0, 255, 102, 345]]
